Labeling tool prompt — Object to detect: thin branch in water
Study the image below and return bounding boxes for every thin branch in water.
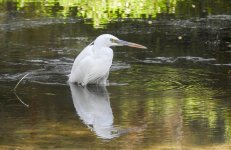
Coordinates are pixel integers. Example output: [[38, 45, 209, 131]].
[[13, 73, 30, 108], [14, 92, 29, 108], [13, 73, 30, 91]]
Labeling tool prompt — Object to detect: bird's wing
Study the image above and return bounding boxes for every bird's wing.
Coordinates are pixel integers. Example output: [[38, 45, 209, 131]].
[[70, 45, 93, 74], [86, 47, 113, 84], [69, 46, 113, 84]]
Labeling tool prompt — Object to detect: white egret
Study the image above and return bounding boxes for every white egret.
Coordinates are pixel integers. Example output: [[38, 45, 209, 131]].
[[68, 34, 147, 85]]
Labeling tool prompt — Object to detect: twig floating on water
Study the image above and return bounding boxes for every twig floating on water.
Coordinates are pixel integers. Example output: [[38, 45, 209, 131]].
[[14, 92, 29, 108], [13, 73, 30, 91], [13, 73, 30, 108]]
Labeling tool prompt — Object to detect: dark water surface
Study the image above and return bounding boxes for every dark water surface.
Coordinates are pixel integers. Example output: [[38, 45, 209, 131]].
[[0, 0, 231, 149]]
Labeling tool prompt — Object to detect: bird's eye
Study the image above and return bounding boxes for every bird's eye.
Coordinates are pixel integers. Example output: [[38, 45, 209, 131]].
[[110, 38, 117, 43]]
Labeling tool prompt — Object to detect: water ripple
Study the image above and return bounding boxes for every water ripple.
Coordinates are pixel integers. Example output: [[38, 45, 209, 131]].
[[0, 18, 82, 31], [142, 56, 216, 65], [214, 63, 231, 66], [0, 58, 131, 86]]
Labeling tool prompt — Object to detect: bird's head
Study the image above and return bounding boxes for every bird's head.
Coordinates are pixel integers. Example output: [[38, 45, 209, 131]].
[[94, 34, 147, 49]]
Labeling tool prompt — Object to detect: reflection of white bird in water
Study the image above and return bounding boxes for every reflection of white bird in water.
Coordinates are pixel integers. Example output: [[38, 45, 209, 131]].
[[68, 34, 147, 86], [69, 84, 120, 139]]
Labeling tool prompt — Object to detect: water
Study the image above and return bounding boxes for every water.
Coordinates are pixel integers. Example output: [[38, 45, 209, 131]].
[[0, 0, 231, 149]]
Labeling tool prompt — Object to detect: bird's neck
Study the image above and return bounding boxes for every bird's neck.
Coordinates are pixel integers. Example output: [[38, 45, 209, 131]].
[[93, 44, 107, 52], [92, 45, 112, 57]]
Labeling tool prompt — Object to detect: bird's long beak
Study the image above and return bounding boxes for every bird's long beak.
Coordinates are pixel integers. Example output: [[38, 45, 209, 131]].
[[117, 39, 147, 49]]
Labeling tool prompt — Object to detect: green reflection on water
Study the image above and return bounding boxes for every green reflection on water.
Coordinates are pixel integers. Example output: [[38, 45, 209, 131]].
[[1, 0, 230, 28], [109, 64, 231, 147], [5, 0, 177, 28]]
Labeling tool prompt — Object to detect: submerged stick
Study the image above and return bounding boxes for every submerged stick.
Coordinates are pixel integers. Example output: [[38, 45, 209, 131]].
[[13, 73, 30, 91], [14, 92, 29, 108], [13, 73, 30, 108]]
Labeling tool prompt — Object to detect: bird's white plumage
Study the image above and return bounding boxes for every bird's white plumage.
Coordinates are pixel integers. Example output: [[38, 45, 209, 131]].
[[69, 34, 115, 85], [69, 84, 121, 139], [68, 34, 147, 85]]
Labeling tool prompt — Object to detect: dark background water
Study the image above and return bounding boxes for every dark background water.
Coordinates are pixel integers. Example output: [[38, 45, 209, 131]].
[[0, 0, 231, 149]]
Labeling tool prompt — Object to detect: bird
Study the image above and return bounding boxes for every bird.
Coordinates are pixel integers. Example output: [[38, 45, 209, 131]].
[[68, 34, 147, 86]]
